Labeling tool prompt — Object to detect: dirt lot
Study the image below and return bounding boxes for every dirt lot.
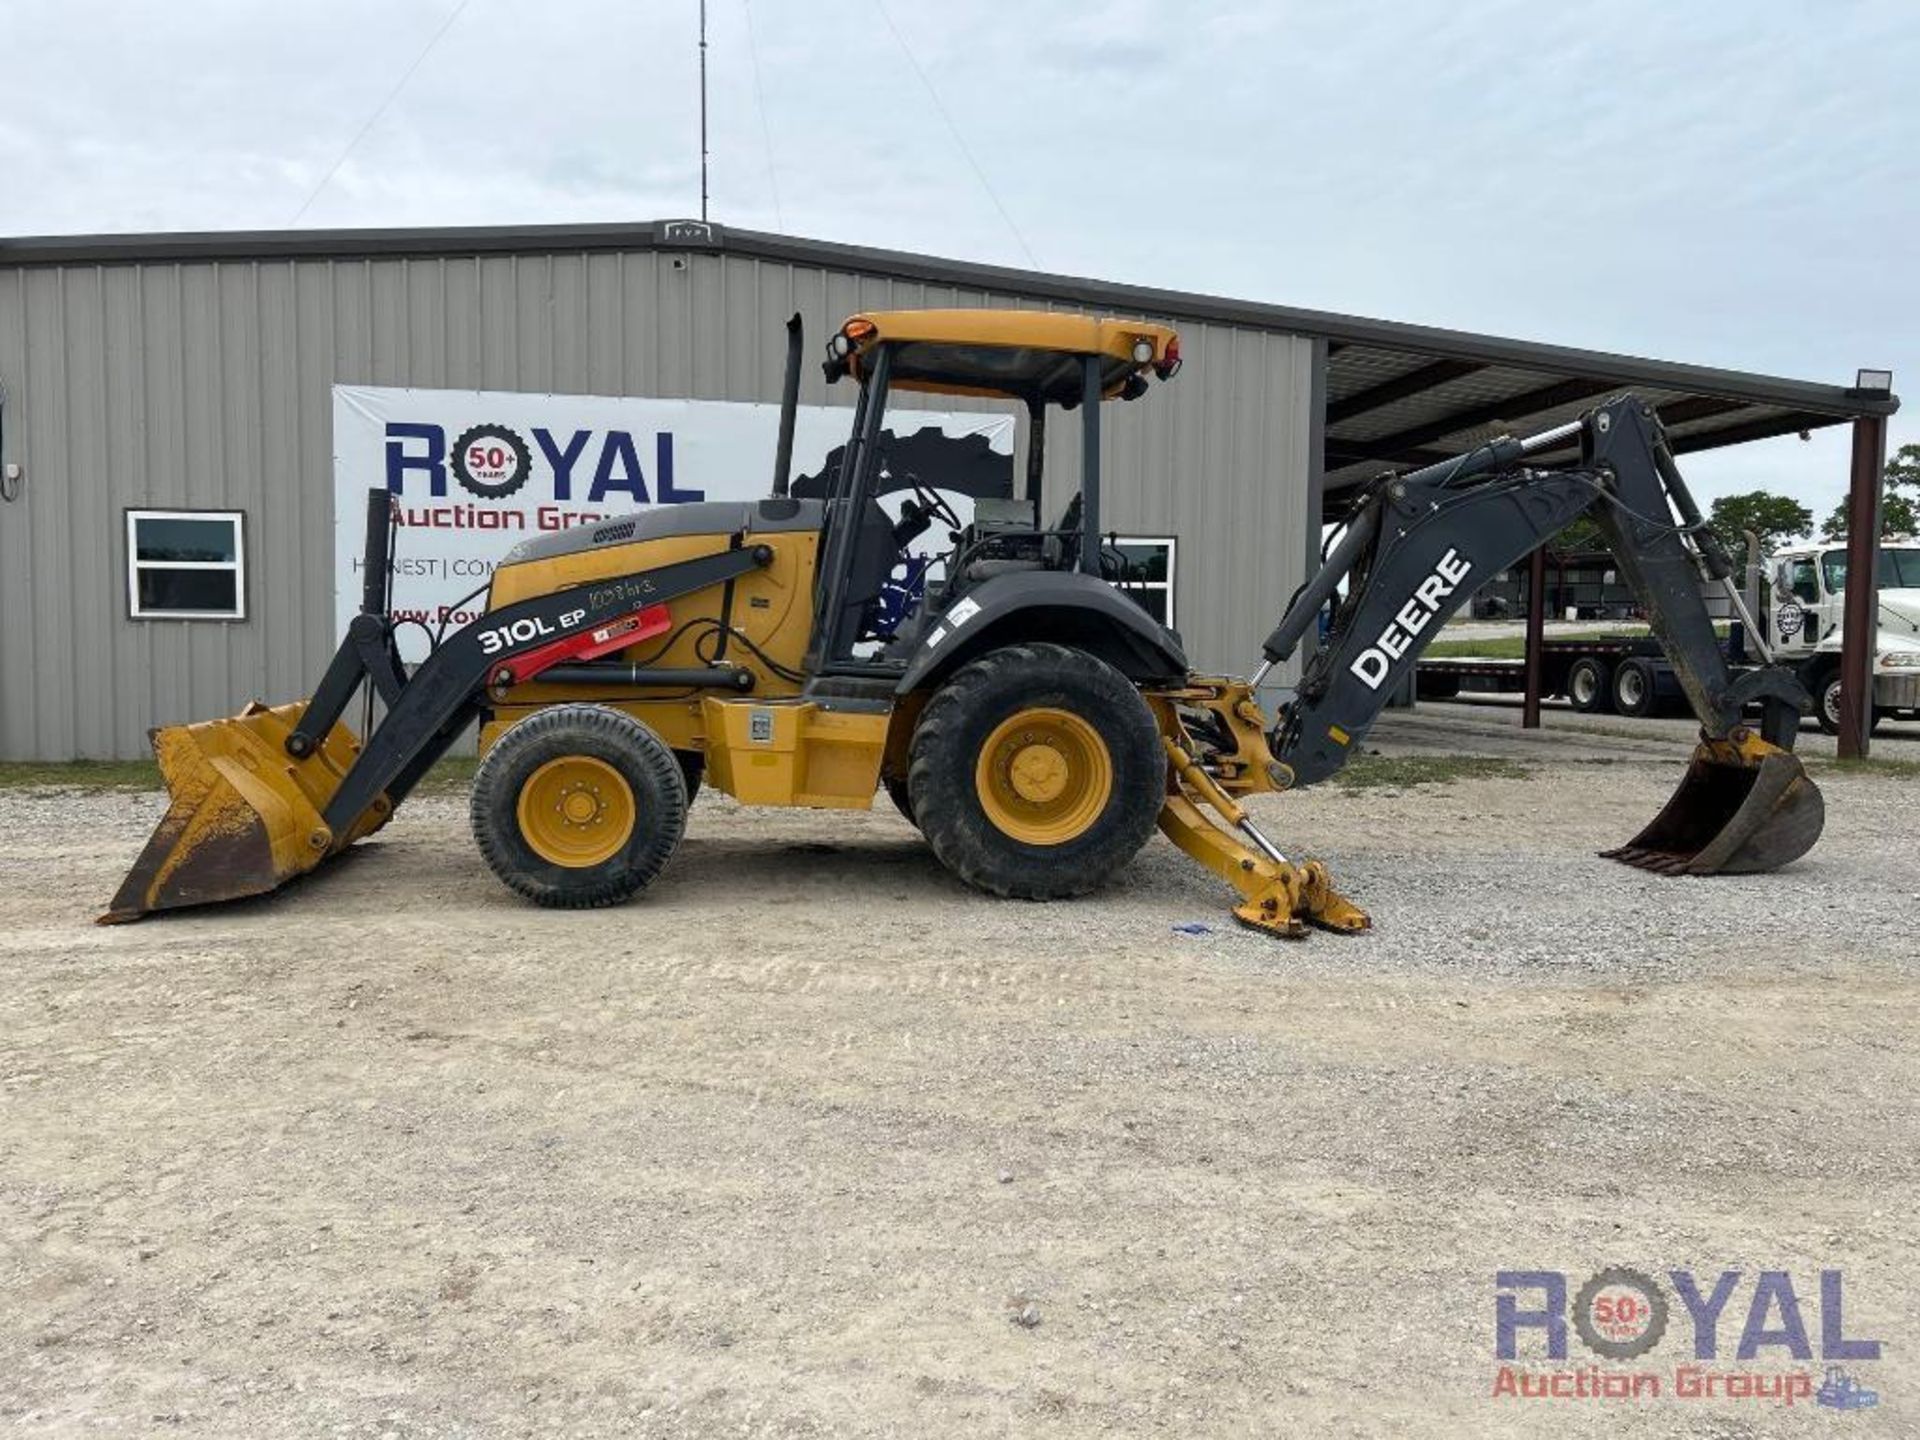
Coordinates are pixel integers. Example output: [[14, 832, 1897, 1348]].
[[3, 721, 1916, 1437]]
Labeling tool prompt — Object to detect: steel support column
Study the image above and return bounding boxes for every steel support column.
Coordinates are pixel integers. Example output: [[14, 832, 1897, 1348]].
[[1838, 415, 1888, 759], [1522, 546, 1547, 729]]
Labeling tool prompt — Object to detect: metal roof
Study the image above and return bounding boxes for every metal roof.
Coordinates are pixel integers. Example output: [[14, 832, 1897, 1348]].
[[1, 217, 1896, 501]]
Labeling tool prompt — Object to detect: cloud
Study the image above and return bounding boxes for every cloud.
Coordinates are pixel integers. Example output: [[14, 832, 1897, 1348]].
[[2, 0, 1912, 517]]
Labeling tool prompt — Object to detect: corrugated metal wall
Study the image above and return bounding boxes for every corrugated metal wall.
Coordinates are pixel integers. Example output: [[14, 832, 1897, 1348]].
[[0, 247, 1314, 760]]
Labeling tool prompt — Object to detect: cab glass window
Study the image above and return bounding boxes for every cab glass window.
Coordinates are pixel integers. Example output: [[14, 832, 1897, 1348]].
[[1877, 547, 1920, 588], [1786, 558, 1819, 604], [1821, 550, 1848, 596]]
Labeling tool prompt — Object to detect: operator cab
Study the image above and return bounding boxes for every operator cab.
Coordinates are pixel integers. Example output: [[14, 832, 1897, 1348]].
[[801, 309, 1182, 678]]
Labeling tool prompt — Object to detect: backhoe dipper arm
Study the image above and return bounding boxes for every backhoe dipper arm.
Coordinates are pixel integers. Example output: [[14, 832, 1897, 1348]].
[[1263, 397, 1810, 788]]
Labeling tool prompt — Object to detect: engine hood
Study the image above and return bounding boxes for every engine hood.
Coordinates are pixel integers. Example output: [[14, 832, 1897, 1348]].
[[1879, 589, 1920, 639], [496, 497, 824, 568]]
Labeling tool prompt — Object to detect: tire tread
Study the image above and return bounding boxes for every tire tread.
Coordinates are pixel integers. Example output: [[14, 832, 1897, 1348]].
[[907, 642, 1162, 900], [470, 704, 687, 908]]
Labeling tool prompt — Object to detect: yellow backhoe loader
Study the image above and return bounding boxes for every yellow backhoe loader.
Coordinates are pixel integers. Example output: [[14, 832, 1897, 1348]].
[[105, 310, 1824, 935]]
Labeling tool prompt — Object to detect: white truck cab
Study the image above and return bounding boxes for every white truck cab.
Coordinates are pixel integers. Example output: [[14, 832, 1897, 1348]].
[[1769, 538, 1920, 733]]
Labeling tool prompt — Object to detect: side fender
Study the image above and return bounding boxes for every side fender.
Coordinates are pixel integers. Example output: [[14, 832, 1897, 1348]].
[[895, 570, 1189, 694]]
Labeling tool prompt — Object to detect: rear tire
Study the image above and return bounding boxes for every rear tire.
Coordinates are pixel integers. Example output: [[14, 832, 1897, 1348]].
[[471, 704, 687, 908], [883, 775, 917, 828], [1612, 658, 1656, 718], [908, 643, 1163, 899], [1566, 656, 1613, 714]]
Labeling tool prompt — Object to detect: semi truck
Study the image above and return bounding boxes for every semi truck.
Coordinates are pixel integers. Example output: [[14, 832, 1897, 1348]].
[[1418, 537, 1920, 732], [1769, 538, 1920, 734]]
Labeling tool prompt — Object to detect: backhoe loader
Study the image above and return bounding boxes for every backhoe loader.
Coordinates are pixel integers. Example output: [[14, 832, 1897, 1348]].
[[105, 309, 1824, 936]]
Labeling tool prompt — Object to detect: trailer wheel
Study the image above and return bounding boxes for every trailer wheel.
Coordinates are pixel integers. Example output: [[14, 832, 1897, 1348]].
[[1611, 658, 1656, 718], [1566, 656, 1613, 714], [471, 704, 687, 907], [908, 643, 1162, 899]]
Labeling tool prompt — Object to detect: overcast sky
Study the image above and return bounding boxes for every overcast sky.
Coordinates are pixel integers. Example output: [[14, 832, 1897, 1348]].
[[4, 0, 1913, 528]]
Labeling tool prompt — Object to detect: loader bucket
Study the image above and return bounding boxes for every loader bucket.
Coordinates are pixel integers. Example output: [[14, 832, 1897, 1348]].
[[100, 701, 391, 923], [1601, 732, 1824, 876]]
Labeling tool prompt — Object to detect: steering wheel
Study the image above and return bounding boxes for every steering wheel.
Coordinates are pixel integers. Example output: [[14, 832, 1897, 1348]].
[[904, 475, 962, 535]]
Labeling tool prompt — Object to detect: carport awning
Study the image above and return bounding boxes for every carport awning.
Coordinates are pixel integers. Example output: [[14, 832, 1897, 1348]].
[[1322, 340, 1890, 507]]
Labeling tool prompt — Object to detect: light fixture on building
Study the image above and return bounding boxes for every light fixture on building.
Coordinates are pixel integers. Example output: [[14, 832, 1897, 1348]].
[[1851, 368, 1894, 397]]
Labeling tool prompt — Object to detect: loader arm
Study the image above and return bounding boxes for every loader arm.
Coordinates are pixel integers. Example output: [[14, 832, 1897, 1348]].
[[103, 519, 774, 923]]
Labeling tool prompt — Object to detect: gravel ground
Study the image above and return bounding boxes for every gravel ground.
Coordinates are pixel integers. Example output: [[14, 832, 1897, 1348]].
[[2, 718, 1916, 1437], [1406, 695, 1920, 758]]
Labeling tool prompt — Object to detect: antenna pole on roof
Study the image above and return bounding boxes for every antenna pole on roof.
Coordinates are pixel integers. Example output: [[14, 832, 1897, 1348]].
[[698, 0, 710, 223]]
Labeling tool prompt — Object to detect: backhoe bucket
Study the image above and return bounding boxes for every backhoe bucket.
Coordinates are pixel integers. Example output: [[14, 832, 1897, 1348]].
[[1602, 733, 1824, 876], [100, 702, 391, 923]]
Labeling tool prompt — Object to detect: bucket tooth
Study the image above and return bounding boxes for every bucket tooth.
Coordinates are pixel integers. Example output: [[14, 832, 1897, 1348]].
[[1602, 733, 1824, 878], [100, 701, 388, 923]]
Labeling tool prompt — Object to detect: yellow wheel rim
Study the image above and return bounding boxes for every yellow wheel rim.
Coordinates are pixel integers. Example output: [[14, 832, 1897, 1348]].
[[516, 756, 636, 868], [975, 707, 1113, 845]]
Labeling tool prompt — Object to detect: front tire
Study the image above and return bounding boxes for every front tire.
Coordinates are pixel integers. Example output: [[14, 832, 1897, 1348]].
[[1816, 672, 1843, 735], [1816, 672, 1884, 736], [675, 750, 705, 806], [471, 704, 687, 908], [907, 643, 1163, 899]]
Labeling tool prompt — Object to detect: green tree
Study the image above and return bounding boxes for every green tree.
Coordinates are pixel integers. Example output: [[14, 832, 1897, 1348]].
[[1821, 442, 1920, 539], [1547, 515, 1606, 555], [1708, 490, 1813, 558]]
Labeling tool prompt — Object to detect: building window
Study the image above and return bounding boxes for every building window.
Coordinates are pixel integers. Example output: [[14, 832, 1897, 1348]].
[[126, 510, 246, 620], [1109, 536, 1176, 628]]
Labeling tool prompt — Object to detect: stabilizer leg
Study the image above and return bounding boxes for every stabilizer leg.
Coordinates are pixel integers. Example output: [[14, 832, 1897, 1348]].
[[1158, 739, 1370, 939]]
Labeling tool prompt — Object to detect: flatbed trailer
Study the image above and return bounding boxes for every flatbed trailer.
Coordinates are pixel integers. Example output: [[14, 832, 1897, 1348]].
[[1418, 632, 1755, 717]]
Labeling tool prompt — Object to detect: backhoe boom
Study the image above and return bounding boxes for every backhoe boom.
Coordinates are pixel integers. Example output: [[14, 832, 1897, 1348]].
[[1266, 397, 1809, 784]]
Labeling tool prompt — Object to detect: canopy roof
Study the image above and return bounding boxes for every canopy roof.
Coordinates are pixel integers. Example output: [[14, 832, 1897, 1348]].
[[837, 309, 1178, 404]]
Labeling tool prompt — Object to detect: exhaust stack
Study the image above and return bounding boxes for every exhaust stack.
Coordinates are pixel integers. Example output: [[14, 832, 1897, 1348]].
[[771, 313, 802, 498]]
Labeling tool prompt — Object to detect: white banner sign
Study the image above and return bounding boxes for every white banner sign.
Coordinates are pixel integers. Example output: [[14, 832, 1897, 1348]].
[[332, 385, 1014, 661]]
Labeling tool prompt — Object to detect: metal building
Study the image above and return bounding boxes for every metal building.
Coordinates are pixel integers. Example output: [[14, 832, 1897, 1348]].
[[0, 220, 1896, 760]]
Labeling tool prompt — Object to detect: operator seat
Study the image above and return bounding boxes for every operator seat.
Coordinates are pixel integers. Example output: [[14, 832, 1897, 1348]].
[[818, 498, 908, 654], [1043, 492, 1083, 571]]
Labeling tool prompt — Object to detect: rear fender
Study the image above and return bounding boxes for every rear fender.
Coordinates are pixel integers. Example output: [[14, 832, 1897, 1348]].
[[894, 570, 1188, 695]]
